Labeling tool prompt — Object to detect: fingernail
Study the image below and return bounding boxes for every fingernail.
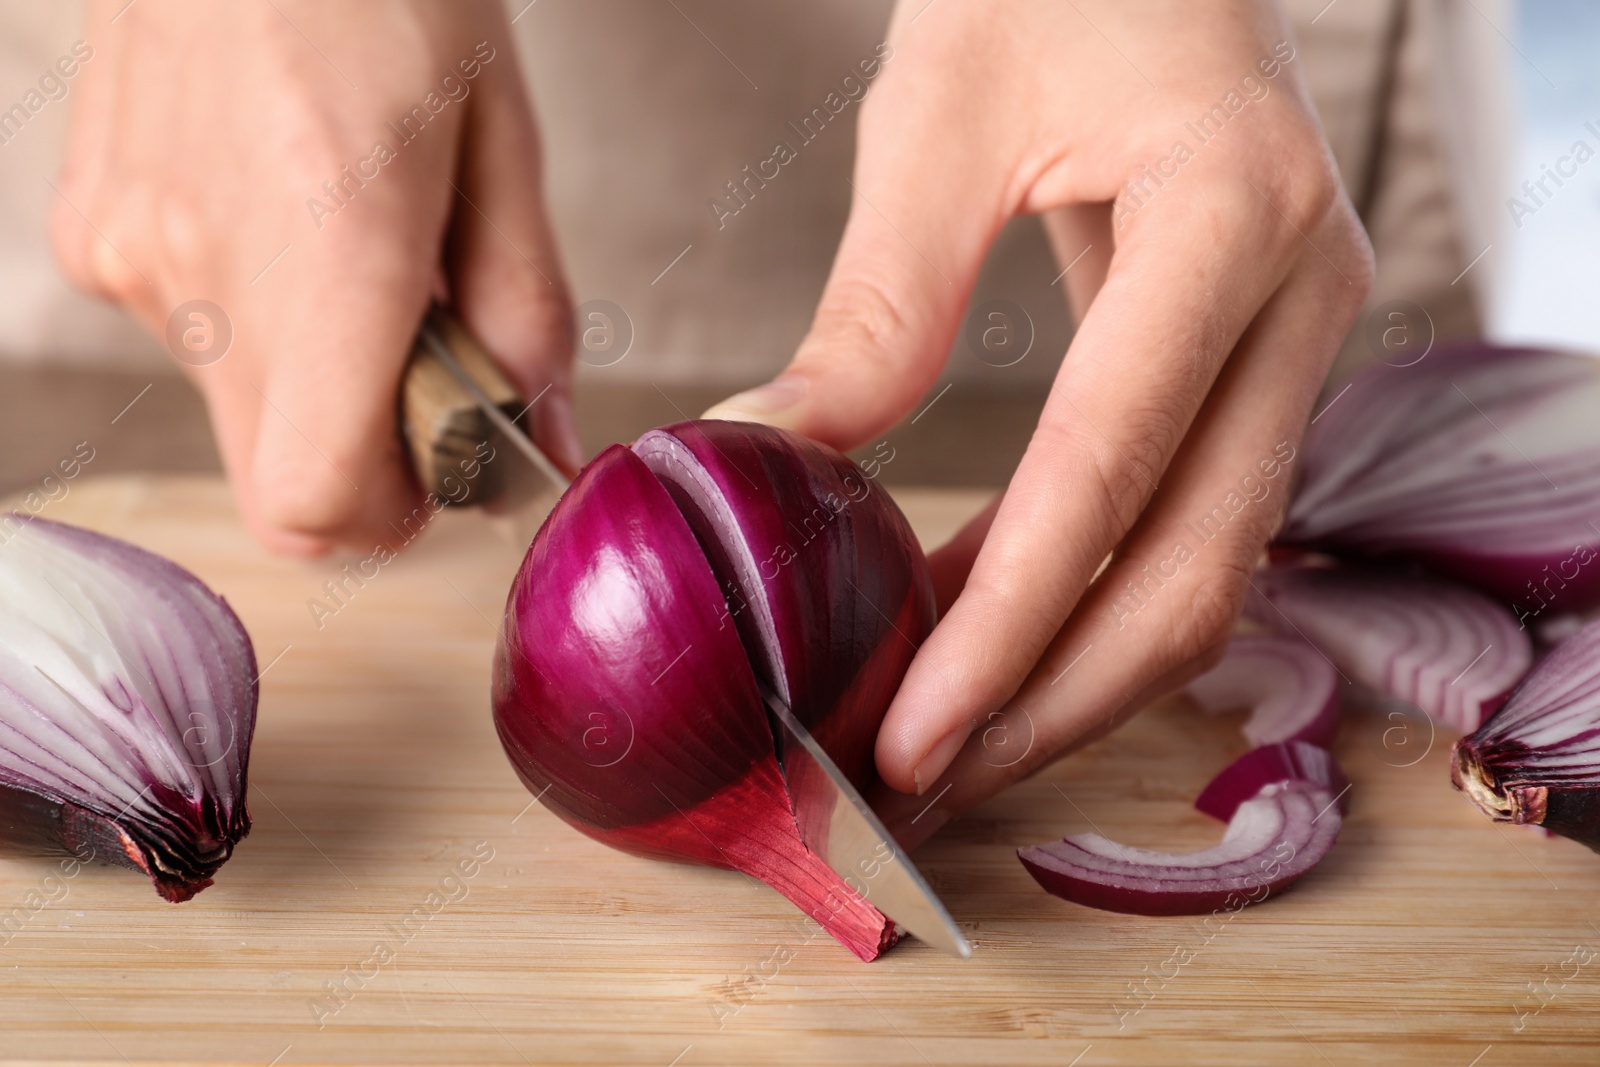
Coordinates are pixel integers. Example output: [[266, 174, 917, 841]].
[[912, 726, 971, 796], [702, 375, 809, 423]]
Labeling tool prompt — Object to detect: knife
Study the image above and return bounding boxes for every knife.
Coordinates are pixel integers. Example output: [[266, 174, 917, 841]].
[[403, 305, 571, 544], [762, 687, 971, 957], [401, 305, 970, 958]]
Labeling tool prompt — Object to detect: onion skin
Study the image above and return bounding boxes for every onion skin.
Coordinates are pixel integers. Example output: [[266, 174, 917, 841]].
[[0, 517, 256, 902], [1452, 620, 1600, 850], [493, 442, 907, 960], [0, 782, 213, 902], [1282, 343, 1600, 609]]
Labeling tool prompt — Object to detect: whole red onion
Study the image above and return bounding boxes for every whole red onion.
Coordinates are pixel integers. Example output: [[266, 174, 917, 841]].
[[492, 421, 933, 960]]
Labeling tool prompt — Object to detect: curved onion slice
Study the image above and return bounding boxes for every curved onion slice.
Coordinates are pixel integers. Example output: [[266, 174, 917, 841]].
[[1018, 779, 1341, 917], [1281, 343, 1600, 608], [1246, 562, 1531, 734], [1453, 620, 1600, 849], [0, 517, 256, 900], [1185, 635, 1341, 748], [1195, 741, 1350, 822], [494, 427, 934, 961]]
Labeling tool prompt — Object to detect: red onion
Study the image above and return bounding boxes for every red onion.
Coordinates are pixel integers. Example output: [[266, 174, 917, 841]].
[[1453, 619, 1600, 848], [1018, 767, 1342, 917], [492, 422, 933, 960], [1185, 634, 1341, 748], [0, 516, 256, 901], [1246, 562, 1531, 734], [1281, 343, 1600, 611]]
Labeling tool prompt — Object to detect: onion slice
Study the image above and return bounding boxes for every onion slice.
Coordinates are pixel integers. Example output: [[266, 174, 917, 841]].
[[1246, 562, 1531, 734], [1194, 741, 1350, 822], [1185, 634, 1341, 748], [1281, 343, 1600, 608], [0, 516, 256, 901], [1453, 619, 1600, 849], [1018, 778, 1341, 917]]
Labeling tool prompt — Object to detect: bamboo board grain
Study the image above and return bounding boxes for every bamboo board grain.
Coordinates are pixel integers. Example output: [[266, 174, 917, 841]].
[[2, 474, 1598, 1065]]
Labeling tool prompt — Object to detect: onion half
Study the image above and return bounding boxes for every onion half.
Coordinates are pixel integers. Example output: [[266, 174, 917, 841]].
[[0, 517, 256, 900], [493, 423, 934, 960], [1246, 562, 1531, 734], [1282, 343, 1600, 608], [1453, 620, 1600, 849]]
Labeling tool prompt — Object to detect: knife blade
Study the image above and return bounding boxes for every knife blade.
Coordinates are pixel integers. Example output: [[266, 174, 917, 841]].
[[763, 687, 971, 958], [404, 307, 969, 957]]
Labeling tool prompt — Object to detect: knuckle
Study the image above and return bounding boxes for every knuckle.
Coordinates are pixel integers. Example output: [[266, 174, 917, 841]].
[[152, 188, 208, 279], [1281, 156, 1339, 235], [517, 279, 575, 352], [66, 183, 156, 305], [88, 232, 150, 305], [1039, 409, 1174, 538], [807, 275, 920, 376], [1166, 559, 1252, 674], [251, 436, 364, 539], [1253, 125, 1342, 247], [1325, 202, 1377, 310], [48, 194, 94, 294], [480, 277, 573, 347], [1252, 108, 1339, 198], [253, 467, 357, 539]]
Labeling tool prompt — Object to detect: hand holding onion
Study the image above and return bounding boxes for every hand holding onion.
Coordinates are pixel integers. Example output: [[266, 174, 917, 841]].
[[702, 0, 1373, 845]]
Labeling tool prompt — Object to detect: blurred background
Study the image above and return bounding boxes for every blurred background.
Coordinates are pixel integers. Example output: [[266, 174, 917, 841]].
[[0, 0, 1591, 498]]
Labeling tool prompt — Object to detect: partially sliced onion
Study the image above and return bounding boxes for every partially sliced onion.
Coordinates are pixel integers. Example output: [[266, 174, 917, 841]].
[[1282, 343, 1600, 608], [1018, 779, 1341, 917], [1185, 634, 1341, 748], [494, 427, 934, 960], [0, 517, 256, 900], [1453, 619, 1600, 849], [1194, 741, 1350, 822], [1246, 562, 1531, 734], [634, 420, 932, 788]]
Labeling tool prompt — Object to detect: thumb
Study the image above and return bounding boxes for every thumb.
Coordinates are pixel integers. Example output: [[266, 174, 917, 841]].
[[703, 110, 1000, 450], [446, 31, 580, 474]]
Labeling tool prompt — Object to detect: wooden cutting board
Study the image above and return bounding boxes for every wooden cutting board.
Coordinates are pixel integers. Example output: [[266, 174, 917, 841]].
[[1, 475, 1597, 1065]]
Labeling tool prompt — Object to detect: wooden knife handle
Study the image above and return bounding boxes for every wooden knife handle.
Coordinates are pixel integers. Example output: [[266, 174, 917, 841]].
[[401, 305, 524, 507]]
